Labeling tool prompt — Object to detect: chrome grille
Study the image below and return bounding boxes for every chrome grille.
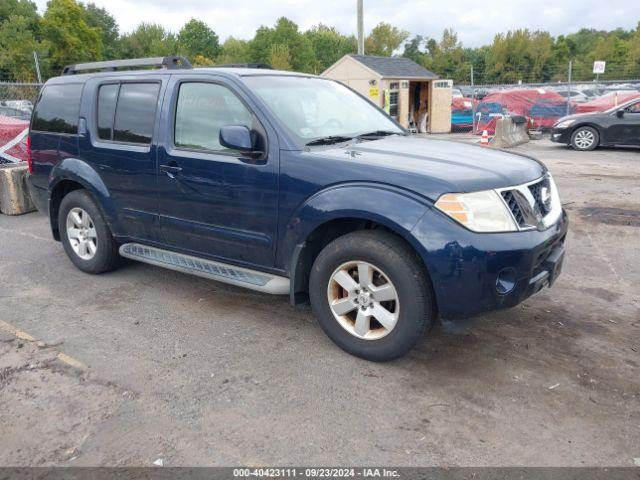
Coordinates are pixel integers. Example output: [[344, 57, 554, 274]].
[[501, 190, 526, 226], [528, 177, 551, 215]]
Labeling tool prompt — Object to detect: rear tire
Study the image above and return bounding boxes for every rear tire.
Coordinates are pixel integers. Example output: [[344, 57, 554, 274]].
[[570, 126, 599, 151], [309, 230, 434, 362], [58, 190, 121, 274]]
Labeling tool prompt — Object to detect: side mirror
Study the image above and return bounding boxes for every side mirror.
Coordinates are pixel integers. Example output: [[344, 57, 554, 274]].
[[219, 125, 258, 154], [616, 109, 625, 118]]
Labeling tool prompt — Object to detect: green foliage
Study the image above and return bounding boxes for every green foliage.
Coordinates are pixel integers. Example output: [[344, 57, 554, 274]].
[[365, 22, 408, 56], [120, 23, 176, 58], [41, 0, 102, 69], [304, 24, 356, 73], [217, 36, 250, 65], [249, 17, 315, 72], [84, 3, 119, 59], [0, 14, 46, 81], [1, 2, 640, 84], [178, 18, 220, 61], [267, 43, 291, 70]]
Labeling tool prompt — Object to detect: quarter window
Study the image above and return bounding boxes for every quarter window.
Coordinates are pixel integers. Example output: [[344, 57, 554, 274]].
[[32, 84, 83, 134], [174, 82, 254, 152]]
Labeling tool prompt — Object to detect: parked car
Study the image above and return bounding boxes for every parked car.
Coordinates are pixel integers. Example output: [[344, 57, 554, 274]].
[[551, 97, 640, 150], [555, 89, 590, 103], [27, 57, 568, 361]]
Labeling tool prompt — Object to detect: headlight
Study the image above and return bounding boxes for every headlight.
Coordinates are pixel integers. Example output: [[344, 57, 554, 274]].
[[555, 119, 575, 128], [435, 190, 518, 232]]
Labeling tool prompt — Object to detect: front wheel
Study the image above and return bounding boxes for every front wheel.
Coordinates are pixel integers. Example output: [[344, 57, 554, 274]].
[[309, 231, 434, 362], [570, 126, 599, 151]]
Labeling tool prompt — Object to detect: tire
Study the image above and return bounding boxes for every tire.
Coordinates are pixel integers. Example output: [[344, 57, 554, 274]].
[[570, 126, 599, 151], [58, 189, 121, 274], [309, 230, 434, 362]]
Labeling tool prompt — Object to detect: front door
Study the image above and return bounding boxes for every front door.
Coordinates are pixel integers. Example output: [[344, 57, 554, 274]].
[[606, 100, 640, 146], [156, 76, 280, 268]]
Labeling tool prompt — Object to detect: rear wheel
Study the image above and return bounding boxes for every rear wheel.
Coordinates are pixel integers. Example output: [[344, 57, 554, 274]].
[[58, 190, 121, 274], [570, 126, 599, 151], [309, 231, 434, 362]]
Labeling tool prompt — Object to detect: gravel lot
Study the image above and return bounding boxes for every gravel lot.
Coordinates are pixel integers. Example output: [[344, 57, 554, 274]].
[[0, 138, 638, 467]]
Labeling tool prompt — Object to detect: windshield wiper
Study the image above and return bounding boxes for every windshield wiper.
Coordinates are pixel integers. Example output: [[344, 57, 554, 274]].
[[356, 130, 401, 139], [305, 135, 353, 146]]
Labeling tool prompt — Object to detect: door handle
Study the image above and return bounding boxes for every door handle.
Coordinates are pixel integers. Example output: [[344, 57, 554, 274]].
[[160, 164, 182, 178]]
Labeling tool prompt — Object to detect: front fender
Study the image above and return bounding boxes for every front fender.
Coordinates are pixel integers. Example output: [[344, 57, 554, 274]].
[[279, 183, 431, 303], [49, 158, 121, 234]]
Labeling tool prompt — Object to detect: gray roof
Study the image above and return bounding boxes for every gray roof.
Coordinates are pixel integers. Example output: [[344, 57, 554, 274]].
[[349, 55, 439, 79]]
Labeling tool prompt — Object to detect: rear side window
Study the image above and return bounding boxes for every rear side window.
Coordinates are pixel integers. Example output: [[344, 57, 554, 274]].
[[32, 84, 83, 134], [97, 82, 160, 144]]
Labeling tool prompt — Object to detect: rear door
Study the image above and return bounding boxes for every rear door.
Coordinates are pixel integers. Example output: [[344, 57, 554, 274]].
[[156, 75, 280, 268], [605, 101, 640, 146], [79, 76, 166, 240]]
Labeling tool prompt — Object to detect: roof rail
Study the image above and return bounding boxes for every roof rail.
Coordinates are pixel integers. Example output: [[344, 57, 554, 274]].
[[61, 56, 192, 75], [212, 63, 273, 70]]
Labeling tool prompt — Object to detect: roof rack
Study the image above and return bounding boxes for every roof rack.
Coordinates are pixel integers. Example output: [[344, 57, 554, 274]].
[[213, 63, 273, 70], [61, 56, 192, 75]]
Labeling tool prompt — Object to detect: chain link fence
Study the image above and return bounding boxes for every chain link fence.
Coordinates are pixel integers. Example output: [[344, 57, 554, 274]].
[[0, 82, 40, 164]]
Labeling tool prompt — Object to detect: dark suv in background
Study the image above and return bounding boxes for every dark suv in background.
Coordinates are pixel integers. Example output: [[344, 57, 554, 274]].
[[27, 57, 568, 361]]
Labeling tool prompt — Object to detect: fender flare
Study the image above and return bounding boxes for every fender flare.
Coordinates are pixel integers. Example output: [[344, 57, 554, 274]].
[[279, 183, 432, 304], [49, 157, 121, 237]]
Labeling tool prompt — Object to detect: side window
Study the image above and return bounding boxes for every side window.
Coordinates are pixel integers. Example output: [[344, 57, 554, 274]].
[[174, 82, 254, 152], [32, 84, 83, 134], [113, 83, 160, 144], [97, 84, 119, 140], [626, 102, 640, 114]]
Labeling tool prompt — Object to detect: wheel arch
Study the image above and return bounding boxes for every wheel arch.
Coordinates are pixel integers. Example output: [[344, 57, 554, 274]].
[[281, 184, 435, 308], [49, 158, 120, 241]]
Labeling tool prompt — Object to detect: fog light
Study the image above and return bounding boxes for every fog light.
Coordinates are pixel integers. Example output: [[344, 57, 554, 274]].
[[496, 268, 517, 295]]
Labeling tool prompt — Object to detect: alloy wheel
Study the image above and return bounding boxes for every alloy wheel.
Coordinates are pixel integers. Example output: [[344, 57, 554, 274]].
[[66, 207, 98, 260], [574, 129, 595, 149], [327, 261, 399, 340]]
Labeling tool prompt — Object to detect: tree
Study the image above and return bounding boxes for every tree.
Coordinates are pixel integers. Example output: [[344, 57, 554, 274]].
[[177, 19, 219, 62], [304, 24, 356, 73], [486, 29, 554, 83], [267, 43, 291, 70], [249, 17, 315, 72], [120, 23, 176, 58], [41, 0, 102, 69], [0, 0, 39, 29], [0, 14, 46, 81], [84, 3, 119, 59], [216, 36, 250, 64], [365, 22, 408, 56]]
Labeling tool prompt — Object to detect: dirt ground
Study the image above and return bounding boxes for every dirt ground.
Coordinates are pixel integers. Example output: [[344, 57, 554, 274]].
[[0, 138, 638, 467]]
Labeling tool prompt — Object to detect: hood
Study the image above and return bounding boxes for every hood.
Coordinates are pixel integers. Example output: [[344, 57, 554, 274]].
[[308, 135, 546, 200], [555, 111, 605, 123]]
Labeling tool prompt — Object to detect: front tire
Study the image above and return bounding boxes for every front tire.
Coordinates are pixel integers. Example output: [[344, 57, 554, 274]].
[[571, 126, 599, 151], [309, 231, 434, 362], [58, 190, 121, 274]]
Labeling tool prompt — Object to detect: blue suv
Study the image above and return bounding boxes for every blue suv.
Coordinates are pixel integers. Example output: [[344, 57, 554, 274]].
[[27, 57, 567, 361]]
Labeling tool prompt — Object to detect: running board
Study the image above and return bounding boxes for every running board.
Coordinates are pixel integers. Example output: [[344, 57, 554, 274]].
[[119, 243, 289, 295]]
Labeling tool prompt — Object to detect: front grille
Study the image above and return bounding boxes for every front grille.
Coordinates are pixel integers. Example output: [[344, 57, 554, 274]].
[[501, 190, 526, 226], [528, 177, 551, 215]]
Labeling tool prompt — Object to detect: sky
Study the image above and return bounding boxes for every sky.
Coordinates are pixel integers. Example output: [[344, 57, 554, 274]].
[[33, 0, 640, 47]]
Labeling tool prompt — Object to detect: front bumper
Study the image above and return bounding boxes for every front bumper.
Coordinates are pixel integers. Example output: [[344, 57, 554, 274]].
[[550, 128, 572, 144], [411, 207, 569, 320]]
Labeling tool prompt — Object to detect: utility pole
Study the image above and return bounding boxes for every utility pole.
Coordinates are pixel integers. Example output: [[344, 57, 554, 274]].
[[33, 51, 42, 84], [566, 60, 572, 117], [357, 0, 364, 55], [470, 65, 476, 133]]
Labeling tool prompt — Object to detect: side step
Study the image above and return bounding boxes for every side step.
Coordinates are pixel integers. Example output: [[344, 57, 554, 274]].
[[119, 243, 289, 295]]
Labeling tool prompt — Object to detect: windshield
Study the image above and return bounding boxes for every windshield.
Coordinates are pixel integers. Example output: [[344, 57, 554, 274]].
[[604, 97, 640, 114], [242, 75, 403, 144]]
